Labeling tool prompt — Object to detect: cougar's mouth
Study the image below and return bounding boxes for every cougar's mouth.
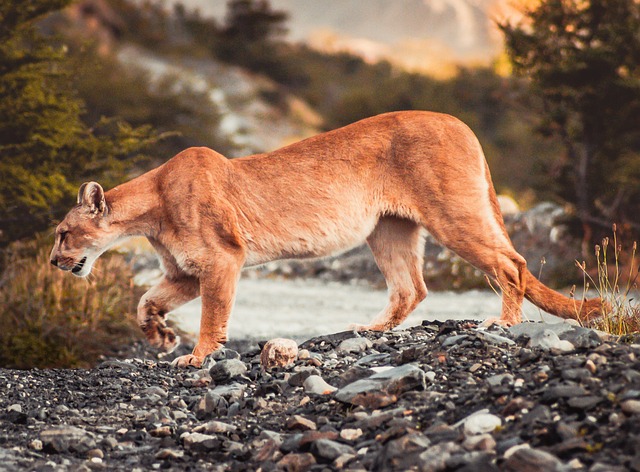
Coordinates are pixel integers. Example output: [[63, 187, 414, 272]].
[[72, 257, 87, 274]]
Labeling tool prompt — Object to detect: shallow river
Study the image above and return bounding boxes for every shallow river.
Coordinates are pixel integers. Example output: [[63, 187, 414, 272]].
[[168, 277, 563, 342]]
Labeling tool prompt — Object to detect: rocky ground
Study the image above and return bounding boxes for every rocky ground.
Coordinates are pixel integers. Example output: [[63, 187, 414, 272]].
[[1, 320, 639, 471]]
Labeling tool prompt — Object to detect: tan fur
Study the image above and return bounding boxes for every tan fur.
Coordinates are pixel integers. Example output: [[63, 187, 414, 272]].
[[50, 111, 604, 367]]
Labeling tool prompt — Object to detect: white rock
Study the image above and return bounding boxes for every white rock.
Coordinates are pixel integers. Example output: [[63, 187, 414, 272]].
[[462, 412, 502, 436], [531, 329, 574, 352], [503, 443, 531, 459], [337, 337, 372, 354], [303, 375, 337, 395], [621, 399, 640, 415]]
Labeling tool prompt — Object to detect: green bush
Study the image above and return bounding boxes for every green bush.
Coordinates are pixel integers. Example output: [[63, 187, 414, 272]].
[[0, 234, 142, 369]]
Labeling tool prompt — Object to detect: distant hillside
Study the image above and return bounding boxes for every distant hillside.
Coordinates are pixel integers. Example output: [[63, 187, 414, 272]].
[[175, 0, 524, 76]]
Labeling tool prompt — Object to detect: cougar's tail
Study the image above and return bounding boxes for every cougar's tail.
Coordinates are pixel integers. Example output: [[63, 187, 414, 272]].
[[524, 269, 605, 322]]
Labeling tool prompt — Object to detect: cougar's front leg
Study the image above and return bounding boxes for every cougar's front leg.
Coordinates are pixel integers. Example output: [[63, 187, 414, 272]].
[[137, 275, 200, 351], [172, 251, 244, 368]]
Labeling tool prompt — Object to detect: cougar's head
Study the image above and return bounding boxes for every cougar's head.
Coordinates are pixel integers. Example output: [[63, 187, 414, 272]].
[[50, 182, 116, 278]]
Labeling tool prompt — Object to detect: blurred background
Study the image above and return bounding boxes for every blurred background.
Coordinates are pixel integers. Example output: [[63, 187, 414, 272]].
[[1, 0, 638, 368]]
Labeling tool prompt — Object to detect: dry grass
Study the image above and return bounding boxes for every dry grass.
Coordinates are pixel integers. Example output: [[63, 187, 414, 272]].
[[0, 234, 142, 369], [575, 225, 640, 336]]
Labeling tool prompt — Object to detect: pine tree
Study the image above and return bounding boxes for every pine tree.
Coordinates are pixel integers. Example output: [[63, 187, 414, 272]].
[[0, 0, 158, 245], [501, 0, 640, 243]]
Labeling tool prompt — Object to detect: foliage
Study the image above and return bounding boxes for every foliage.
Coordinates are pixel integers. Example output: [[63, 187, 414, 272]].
[[0, 234, 142, 369], [0, 0, 160, 246], [576, 226, 639, 335], [500, 0, 640, 240], [67, 43, 231, 162]]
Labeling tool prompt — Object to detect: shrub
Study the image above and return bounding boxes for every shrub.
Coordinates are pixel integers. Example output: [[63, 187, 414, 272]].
[[0, 234, 142, 369], [576, 225, 640, 336]]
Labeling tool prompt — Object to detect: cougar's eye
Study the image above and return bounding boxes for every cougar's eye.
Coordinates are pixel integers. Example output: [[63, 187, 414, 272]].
[[59, 230, 68, 244]]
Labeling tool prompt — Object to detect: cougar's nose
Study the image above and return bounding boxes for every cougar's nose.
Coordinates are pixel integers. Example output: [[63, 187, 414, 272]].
[[50, 258, 58, 267]]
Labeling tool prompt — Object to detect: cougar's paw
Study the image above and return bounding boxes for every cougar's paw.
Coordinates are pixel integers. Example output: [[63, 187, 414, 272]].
[[171, 354, 203, 368], [349, 322, 389, 332], [480, 317, 514, 328], [149, 326, 180, 352], [140, 315, 179, 351]]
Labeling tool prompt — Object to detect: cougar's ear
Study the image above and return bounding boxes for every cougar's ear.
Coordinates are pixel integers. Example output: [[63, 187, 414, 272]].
[[78, 182, 108, 216]]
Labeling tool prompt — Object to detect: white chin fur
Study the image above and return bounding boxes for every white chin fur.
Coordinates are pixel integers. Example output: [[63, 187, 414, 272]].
[[72, 261, 94, 278]]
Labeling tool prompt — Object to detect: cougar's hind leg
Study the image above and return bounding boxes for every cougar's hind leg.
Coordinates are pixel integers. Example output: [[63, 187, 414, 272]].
[[354, 216, 428, 331], [422, 207, 526, 327], [137, 275, 200, 351]]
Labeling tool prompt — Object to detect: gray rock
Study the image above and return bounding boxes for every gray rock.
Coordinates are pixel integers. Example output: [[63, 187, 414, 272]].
[[182, 432, 220, 452], [375, 433, 432, 470], [337, 337, 372, 354], [0, 448, 22, 470], [211, 383, 246, 403], [418, 441, 461, 472], [310, 438, 355, 462], [41, 426, 96, 453], [561, 327, 603, 349], [510, 322, 601, 350], [142, 386, 168, 398], [567, 396, 602, 410], [542, 385, 588, 402], [503, 446, 565, 472], [441, 334, 469, 347], [209, 359, 247, 383], [288, 367, 321, 387], [193, 420, 238, 434], [335, 363, 426, 406], [561, 368, 591, 381], [302, 375, 337, 395], [485, 373, 514, 388], [530, 329, 575, 352], [476, 330, 515, 346], [353, 352, 391, 367], [589, 463, 628, 472], [195, 392, 228, 420]]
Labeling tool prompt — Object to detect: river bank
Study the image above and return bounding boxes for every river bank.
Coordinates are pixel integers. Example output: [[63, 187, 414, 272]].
[[1, 319, 638, 471], [168, 277, 562, 341]]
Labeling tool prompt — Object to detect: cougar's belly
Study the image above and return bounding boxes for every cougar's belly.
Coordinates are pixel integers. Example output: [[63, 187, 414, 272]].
[[243, 211, 379, 267]]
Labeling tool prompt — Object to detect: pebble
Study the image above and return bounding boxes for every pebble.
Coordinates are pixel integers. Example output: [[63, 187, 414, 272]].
[[337, 337, 372, 354], [286, 415, 317, 431], [530, 329, 575, 352], [503, 446, 565, 471], [0, 320, 637, 471], [182, 432, 219, 452], [621, 399, 640, 415], [40, 426, 96, 453], [335, 363, 426, 406], [339, 428, 363, 441], [260, 338, 299, 369], [461, 412, 502, 436], [155, 448, 184, 460], [311, 438, 355, 462], [277, 452, 316, 471], [209, 359, 247, 382], [463, 433, 496, 451], [302, 375, 337, 395]]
